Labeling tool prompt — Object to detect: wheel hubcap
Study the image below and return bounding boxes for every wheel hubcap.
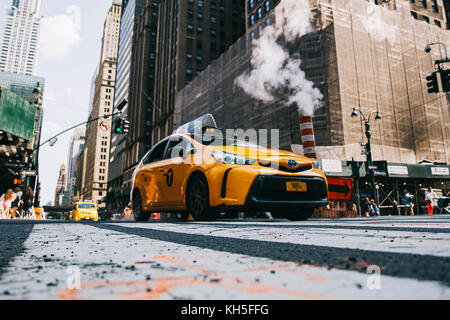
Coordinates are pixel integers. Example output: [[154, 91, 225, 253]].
[[190, 181, 206, 215]]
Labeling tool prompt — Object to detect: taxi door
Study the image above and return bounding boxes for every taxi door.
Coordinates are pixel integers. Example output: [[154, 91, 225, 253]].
[[137, 139, 169, 211], [157, 136, 193, 209]]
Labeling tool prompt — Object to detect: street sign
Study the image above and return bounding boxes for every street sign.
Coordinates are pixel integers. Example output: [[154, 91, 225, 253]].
[[99, 121, 110, 132], [21, 170, 37, 177], [327, 177, 352, 200]]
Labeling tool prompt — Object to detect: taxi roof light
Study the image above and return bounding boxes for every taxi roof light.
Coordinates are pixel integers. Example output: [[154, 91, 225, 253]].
[[174, 114, 218, 135]]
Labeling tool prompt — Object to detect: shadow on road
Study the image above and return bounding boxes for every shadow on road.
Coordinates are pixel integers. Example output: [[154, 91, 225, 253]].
[[89, 222, 450, 286]]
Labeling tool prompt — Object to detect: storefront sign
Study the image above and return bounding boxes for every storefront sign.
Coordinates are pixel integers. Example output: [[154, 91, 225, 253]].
[[431, 167, 449, 176], [388, 165, 408, 176], [322, 160, 343, 173]]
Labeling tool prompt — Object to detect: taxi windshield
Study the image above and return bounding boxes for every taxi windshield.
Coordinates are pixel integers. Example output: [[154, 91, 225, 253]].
[[78, 203, 95, 209]]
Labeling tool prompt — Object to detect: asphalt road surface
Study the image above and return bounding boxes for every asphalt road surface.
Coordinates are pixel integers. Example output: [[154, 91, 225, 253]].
[[0, 215, 449, 300]]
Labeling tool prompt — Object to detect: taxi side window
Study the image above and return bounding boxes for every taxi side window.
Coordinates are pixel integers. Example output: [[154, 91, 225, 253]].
[[148, 140, 169, 163], [165, 136, 194, 160]]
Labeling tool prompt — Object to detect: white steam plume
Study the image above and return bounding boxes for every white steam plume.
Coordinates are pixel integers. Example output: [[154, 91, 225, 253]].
[[235, 0, 323, 116]]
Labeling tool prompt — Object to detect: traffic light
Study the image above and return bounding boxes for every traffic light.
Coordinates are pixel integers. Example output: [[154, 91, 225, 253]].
[[426, 72, 439, 93], [13, 178, 22, 186], [114, 117, 123, 134], [440, 69, 450, 93], [123, 120, 130, 134]]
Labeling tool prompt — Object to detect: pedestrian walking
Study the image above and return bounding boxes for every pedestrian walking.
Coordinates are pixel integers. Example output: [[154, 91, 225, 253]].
[[403, 190, 415, 216], [0, 189, 14, 219], [22, 187, 34, 219], [371, 199, 380, 216], [363, 197, 373, 217], [424, 186, 438, 215], [10, 187, 23, 219]]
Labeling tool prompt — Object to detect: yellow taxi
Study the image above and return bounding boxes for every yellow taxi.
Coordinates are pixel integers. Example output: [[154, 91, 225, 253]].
[[70, 201, 99, 222], [131, 114, 328, 222]]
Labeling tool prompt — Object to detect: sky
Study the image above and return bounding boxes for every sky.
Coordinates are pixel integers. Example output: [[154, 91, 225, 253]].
[[0, 0, 114, 205]]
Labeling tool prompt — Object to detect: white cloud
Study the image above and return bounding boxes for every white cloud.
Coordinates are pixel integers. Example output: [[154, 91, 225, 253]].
[[39, 6, 82, 60], [41, 121, 63, 140]]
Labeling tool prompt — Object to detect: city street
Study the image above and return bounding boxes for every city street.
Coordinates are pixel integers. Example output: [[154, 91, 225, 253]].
[[0, 215, 449, 300]]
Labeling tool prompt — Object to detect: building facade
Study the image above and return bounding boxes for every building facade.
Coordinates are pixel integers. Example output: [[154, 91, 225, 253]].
[[108, 0, 147, 213], [119, 0, 160, 203], [0, 0, 42, 75], [151, 0, 246, 145], [54, 164, 66, 207], [62, 128, 85, 206], [80, 2, 121, 207], [0, 72, 45, 197], [174, 0, 450, 213]]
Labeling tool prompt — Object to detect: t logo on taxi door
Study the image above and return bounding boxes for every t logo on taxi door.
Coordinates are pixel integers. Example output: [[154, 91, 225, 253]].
[[165, 169, 174, 187]]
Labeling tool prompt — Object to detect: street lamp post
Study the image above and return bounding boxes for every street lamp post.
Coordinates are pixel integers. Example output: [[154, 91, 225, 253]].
[[31, 82, 42, 207], [351, 107, 382, 206], [28, 99, 128, 207]]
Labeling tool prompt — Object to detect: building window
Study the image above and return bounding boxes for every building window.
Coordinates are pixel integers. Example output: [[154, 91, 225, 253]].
[[420, 0, 427, 8], [211, 16, 217, 24], [250, 14, 255, 25], [257, 7, 263, 19], [422, 15, 429, 23], [431, 0, 438, 12], [434, 20, 441, 27], [411, 11, 418, 19], [265, 1, 270, 12], [197, 26, 203, 33], [197, 0, 203, 8], [250, 0, 254, 9]]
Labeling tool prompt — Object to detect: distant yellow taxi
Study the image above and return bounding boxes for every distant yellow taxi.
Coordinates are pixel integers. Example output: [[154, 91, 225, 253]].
[[131, 115, 328, 222], [71, 201, 99, 222]]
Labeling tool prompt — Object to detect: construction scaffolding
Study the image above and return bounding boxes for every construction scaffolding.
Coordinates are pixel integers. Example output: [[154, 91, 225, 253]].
[[175, 0, 450, 164]]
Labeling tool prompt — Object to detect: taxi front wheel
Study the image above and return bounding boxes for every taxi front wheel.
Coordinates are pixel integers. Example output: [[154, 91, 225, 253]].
[[187, 175, 218, 222], [133, 191, 150, 222]]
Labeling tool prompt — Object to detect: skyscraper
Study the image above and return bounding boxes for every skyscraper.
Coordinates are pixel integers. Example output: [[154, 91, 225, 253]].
[[108, 0, 147, 212], [63, 128, 85, 206], [80, 1, 121, 207], [151, 0, 246, 147], [54, 164, 66, 207], [0, 0, 42, 75]]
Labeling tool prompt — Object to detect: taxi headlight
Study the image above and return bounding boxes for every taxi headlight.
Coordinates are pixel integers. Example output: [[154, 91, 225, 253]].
[[212, 151, 256, 165]]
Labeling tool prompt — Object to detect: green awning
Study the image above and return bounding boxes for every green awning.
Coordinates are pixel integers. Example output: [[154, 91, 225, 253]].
[[0, 87, 35, 141]]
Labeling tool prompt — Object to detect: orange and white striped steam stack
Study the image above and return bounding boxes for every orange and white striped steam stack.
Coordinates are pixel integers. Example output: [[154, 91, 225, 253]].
[[299, 116, 317, 160]]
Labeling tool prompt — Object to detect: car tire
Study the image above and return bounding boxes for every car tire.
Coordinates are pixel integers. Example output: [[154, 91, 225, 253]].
[[175, 213, 189, 221], [286, 208, 315, 221], [186, 175, 218, 221], [133, 191, 150, 222], [272, 208, 315, 221]]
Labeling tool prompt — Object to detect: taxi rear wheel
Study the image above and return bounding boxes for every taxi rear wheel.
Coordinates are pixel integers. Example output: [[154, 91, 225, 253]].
[[187, 176, 217, 221], [272, 208, 315, 221], [285, 208, 315, 221], [133, 191, 150, 222]]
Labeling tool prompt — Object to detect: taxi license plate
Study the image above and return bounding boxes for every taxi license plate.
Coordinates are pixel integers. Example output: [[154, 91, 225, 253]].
[[286, 181, 307, 192]]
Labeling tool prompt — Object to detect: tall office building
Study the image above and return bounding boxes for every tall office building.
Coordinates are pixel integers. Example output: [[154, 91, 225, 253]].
[[80, 1, 121, 207], [54, 164, 66, 207], [150, 0, 246, 147], [62, 128, 85, 206], [175, 0, 450, 163], [108, 0, 147, 212], [0, 0, 42, 75], [118, 0, 160, 202]]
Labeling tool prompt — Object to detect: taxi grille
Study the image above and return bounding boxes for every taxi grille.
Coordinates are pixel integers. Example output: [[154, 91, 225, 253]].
[[248, 176, 327, 202]]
